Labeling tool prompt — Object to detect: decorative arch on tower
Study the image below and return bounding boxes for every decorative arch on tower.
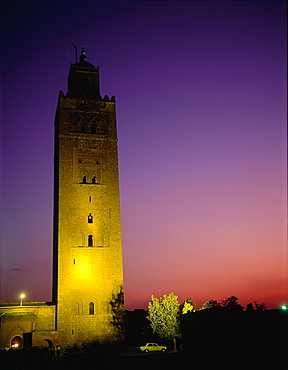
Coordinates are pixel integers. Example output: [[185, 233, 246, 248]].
[[73, 298, 84, 315]]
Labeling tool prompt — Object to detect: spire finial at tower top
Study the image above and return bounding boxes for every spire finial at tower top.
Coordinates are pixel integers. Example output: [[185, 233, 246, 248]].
[[79, 45, 87, 63]]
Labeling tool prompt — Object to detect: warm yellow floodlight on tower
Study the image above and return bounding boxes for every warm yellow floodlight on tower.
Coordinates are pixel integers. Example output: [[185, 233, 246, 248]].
[[53, 46, 124, 347]]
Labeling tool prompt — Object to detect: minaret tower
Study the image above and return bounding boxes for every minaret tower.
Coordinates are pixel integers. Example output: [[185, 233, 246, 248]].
[[53, 47, 123, 346]]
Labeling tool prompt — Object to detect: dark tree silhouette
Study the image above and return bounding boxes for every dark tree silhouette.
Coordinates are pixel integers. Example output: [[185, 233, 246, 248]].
[[220, 296, 244, 311], [246, 302, 254, 311], [253, 301, 267, 310], [110, 286, 125, 341]]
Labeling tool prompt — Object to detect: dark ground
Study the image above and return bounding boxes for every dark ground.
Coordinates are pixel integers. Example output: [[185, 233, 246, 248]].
[[1, 345, 287, 370]]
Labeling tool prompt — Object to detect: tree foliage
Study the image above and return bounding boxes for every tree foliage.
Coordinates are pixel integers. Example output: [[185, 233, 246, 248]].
[[246, 302, 254, 312], [147, 293, 180, 351], [253, 301, 267, 310], [220, 295, 244, 311], [201, 299, 220, 310], [110, 286, 125, 341], [246, 301, 267, 311], [180, 298, 197, 314], [202, 297, 267, 312]]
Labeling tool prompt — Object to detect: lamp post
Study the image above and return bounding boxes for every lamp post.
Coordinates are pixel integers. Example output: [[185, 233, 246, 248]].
[[20, 294, 25, 306]]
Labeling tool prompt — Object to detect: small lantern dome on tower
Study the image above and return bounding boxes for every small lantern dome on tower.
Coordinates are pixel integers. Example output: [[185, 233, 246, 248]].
[[79, 45, 87, 63]]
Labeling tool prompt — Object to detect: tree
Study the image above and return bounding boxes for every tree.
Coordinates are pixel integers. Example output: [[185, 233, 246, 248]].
[[253, 301, 267, 310], [147, 293, 180, 351], [201, 299, 220, 310], [246, 301, 267, 311], [220, 296, 244, 311], [246, 302, 254, 312], [180, 298, 197, 314], [110, 286, 125, 341]]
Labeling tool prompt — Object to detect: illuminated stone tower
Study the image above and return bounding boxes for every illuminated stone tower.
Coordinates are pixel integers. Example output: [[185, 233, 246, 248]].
[[53, 47, 123, 346]]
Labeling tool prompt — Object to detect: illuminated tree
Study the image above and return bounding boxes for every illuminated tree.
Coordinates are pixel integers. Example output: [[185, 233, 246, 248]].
[[180, 298, 197, 314], [147, 293, 181, 351], [201, 299, 220, 310]]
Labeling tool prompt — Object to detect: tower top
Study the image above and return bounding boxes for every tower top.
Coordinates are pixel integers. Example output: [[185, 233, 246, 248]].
[[79, 45, 87, 63], [72, 44, 95, 68], [67, 45, 100, 98]]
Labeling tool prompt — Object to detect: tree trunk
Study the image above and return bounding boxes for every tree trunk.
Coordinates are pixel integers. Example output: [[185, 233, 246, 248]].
[[173, 336, 177, 352]]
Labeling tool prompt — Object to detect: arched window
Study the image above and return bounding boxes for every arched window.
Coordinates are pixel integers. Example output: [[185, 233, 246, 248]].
[[81, 124, 86, 133], [88, 214, 93, 223], [92, 176, 96, 184], [89, 302, 94, 315], [75, 302, 80, 315], [91, 125, 96, 134], [88, 235, 93, 247], [82, 176, 87, 183]]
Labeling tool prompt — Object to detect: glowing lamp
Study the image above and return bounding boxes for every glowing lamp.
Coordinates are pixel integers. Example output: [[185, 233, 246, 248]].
[[19, 293, 26, 306], [281, 305, 287, 310]]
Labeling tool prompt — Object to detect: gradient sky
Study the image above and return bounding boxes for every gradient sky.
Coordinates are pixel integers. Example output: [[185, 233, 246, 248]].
[[1, 1, 287, 310]]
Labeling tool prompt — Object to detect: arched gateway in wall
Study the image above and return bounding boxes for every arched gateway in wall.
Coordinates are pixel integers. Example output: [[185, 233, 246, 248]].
[[11, 335, 23, 349]]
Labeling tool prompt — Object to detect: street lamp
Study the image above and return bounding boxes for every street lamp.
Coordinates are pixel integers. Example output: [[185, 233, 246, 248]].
[[20, 294, 26, 306]]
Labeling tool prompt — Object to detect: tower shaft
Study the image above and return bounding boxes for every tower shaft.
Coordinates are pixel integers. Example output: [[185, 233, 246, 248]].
[[53, 51, 123, 346]]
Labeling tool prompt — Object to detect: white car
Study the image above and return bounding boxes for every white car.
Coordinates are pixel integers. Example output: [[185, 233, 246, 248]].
[[139, 343, 167, 353]]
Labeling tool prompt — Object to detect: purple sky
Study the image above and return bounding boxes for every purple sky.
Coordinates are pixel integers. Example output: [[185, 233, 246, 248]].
[[1, 1, 287, 310]]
